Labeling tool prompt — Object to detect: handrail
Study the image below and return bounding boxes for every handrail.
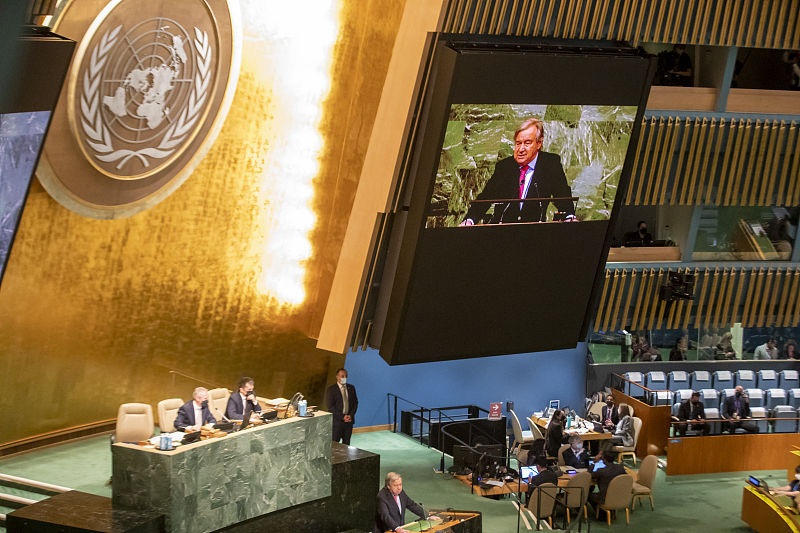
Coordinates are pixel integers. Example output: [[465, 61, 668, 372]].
[[166, 369, 222, 389], [0, 473, 71, 494], [387, 393, 489, 446]]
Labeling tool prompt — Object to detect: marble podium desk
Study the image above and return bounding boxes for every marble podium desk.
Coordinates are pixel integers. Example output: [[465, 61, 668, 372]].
[[112, 412, 332, 533]]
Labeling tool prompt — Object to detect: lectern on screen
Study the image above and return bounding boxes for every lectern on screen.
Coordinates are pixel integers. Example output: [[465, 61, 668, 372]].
[[0, 26, 75, 286], [371, 37, 655, 364]]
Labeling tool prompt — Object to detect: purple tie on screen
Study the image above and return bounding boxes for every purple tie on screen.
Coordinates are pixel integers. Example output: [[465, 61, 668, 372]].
[[519, 165, 528, 198]]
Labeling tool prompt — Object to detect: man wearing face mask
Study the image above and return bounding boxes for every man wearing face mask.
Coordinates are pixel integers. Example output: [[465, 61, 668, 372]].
[[624, 220, 653, 246], [326, 368, 359, 445], [174, 387, 217, 432], [723, 386, 759, 433], [601, 396, 619, 431], [561, 435, 590, 469], [225, 376, 262, 421], [676, 391, 709, 436]]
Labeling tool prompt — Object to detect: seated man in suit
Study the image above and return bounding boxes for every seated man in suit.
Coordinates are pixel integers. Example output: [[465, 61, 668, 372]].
[[174, 387, 216, 432], [723, 386, 759, 433], [562, 435, 590, 469], [601, 396, 619, 431], [589, 445, 626, 511], [459, 118, 575, 225], [676, 391, 710, 436], [525, 454, 561, 503], [225, 376, 262, 421], [373, 472, 428, 533]]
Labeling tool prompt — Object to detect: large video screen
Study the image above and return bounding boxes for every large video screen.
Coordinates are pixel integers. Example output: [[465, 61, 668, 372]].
[[0, 111, 51, 284], [429, 104, 637, 228], [371, 37, 655, 364]]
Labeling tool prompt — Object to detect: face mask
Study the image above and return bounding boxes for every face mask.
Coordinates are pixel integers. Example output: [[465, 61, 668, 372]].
[[606, 401, 613, 406], [735, 391, 742, 397], [339, 377, 347, 385], [201, 400, 209, 409], [639, 228, 647, 234]]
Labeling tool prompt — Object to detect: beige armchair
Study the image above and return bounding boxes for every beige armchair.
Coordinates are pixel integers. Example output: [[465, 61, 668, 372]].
[[157, 398, 183, 433], [114, 403, 154, 443], [596, 474, 634, 526]]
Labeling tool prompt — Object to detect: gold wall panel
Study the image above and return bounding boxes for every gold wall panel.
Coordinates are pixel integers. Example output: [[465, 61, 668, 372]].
[[0, 0, 406, 445], [440, 0, 800, 48]]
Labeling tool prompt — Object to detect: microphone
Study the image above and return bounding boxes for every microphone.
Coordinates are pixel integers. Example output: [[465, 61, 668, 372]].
[[214, 408, 230, 423], [417, 502, 429, 531]]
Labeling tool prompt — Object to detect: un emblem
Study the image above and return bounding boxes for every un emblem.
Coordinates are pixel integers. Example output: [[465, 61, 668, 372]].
[[38, 0, 240, 217]]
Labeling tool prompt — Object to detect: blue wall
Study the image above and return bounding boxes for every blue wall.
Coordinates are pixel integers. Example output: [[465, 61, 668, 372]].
[[345, 344, 589, 429]]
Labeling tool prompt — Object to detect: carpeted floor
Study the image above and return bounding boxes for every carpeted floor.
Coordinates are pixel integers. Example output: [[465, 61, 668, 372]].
[[0, 430, 784, 532]]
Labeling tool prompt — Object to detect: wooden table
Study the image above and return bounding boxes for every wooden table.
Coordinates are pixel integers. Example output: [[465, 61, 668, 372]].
[[455, 474, 527, 497], [741, 484, 800, 533], [530, 414, 612, 441]]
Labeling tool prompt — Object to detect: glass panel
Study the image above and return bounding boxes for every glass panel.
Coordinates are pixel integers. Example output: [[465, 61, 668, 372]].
[[692, 206, 797, 261]]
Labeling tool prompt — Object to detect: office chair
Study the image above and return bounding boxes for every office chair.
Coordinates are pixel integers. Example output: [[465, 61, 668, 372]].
[[157, 398, 183, 433], [596, 474, 634, 526], [526, 483, 558, 529], [114, 403, 154, 443], [613, 416, 642, 466], [632, 454, 658, 510]]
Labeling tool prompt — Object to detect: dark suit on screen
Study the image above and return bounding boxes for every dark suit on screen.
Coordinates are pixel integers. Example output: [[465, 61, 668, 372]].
[[174, 401, 216, 431], [373, 486, 425, 533], [225, 393, 261, 421], [464, 153, 574, 224], [326, 382, 358, 444]]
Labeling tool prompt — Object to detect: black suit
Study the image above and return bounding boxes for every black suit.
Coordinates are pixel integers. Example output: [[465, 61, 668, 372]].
[[590, 462, 626, 507], [465, 153, 574, 224], [326, 382, 358, 444], [601, 405, 619, 426], [174, 401, 216, 431], [561, 447, 590, 469], [373, 487, 424, 533], [225, 393, 261, 421], [545, 422, 567, 457], [676, 400, 710, 436], [723, 394, 759, 433]]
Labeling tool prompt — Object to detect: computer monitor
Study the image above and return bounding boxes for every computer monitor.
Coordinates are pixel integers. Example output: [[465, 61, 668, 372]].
[[239, 400, 254, 431]]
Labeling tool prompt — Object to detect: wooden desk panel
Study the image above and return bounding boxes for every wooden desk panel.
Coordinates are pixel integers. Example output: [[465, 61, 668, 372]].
[[666, 434, 800, 475], [395, 511, 481, 533]]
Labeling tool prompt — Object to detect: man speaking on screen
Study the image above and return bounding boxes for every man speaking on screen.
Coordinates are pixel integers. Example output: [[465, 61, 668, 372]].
[[460, 118, 576, 225]]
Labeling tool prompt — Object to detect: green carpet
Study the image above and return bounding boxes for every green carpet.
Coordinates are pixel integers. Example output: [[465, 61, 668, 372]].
[[0, 430, 786, 531]]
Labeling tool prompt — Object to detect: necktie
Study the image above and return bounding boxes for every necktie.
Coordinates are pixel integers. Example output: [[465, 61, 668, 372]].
[[519, 165, 528, 198], [341, 385, 349, 415], [395, 494, 402, 513]]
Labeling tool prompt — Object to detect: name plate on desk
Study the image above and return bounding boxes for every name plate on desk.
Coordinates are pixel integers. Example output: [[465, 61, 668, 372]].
[[112, 411, 332, 533]]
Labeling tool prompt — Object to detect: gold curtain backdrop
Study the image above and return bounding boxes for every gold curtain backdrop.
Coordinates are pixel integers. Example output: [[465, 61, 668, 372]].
[[0, 0, 406, 446]]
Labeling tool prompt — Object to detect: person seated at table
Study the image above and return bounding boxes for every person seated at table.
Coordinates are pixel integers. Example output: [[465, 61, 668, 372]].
[[715, 331, 737, 359], [589, 444, 626, 511], [545, 409, 569, 457], [608, 405, 634, 446], [676, 391, 710, 436], [562, 434, 590, 469], [771, 466, 800, 497], [525, 454, 560, 503], [225, 376, 262, 420], [521, 438, 547, 467], [601, 396, 619, 431], [174, 387, 217, 432]]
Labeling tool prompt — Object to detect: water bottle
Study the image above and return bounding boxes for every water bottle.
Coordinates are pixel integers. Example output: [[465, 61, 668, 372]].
[[298, 399, 307, 417], [566, 414, 572, 429], [160, 434, 171, 450]]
